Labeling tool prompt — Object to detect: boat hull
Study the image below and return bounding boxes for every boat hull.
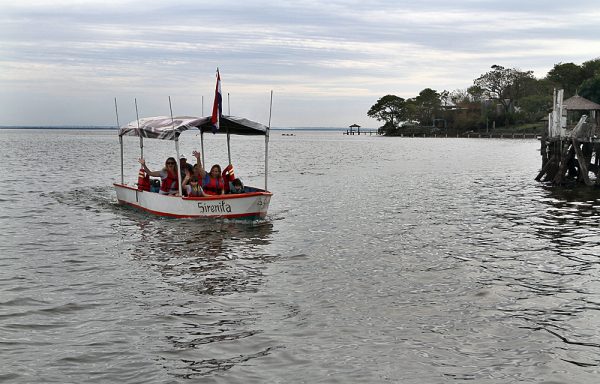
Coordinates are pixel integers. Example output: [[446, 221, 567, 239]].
[[114, 183, 271, 219]]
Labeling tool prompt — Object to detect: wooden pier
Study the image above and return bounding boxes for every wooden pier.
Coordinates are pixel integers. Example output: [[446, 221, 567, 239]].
[[535, 91, 600, 186], [344, 123, 378, 136]]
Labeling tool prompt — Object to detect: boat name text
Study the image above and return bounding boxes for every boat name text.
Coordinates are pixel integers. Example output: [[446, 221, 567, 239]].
[[197, 201, 232, 213]]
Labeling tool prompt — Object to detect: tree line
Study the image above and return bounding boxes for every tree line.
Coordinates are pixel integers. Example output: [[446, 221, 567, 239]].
[[368, 58, 600, 135]]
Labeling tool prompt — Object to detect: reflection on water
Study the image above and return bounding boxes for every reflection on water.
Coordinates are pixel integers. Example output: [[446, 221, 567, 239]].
[[26, 185, 281, 381], [110, 196, 280, 379], [123, 213, 275, 296], [537, 185, 600, 261]]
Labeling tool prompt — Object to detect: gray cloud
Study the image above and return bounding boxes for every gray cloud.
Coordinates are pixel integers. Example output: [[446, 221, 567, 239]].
[[1, 0, 599, 127]]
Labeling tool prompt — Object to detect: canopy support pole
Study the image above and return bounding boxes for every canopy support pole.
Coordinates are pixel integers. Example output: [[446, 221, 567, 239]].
[[119, 136, 124, 184], [114, 97, 124, 184], [227, 129, 231, 165], [169, 96, 183, 197], [200, 132, 205, 168], [135, 98, 143, 159], [264, 134, 269, 191], [227, 93, 232, 164], [265, 90, 273, 191], [175, 139, 182, 196]]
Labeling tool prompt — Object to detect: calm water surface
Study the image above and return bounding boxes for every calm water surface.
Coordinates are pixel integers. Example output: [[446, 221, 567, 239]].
[[1, 129, 600, 383]]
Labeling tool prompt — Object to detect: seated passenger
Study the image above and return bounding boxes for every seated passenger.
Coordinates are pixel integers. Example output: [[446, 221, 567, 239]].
[[150, 179, 161, 193], [139, 157, 179, 195], [180, 156, 194, 180], [229, 178, 245, 194], [182, 169, 205, 197], [192, 150, 224, 195]]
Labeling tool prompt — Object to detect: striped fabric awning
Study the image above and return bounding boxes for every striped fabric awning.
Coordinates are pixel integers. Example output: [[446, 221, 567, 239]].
[[119, 115, 268, 140]]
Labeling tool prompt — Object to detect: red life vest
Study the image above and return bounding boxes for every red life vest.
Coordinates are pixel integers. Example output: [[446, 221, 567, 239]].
[[202, 175, 224, 195], [137, 167, 150, 191], [222, 164, 235, 193], [160, 170, 179, 193]]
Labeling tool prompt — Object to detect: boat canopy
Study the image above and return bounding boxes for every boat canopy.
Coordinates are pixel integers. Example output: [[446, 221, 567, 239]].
[[119, 115, 269, 140]]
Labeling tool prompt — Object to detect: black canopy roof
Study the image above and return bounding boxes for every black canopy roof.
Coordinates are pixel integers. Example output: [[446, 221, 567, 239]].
[[119, 115, 269, 140]]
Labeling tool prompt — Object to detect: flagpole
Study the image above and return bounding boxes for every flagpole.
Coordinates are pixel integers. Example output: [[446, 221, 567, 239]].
[[210, 68, 221, 135], [211, 68, 225, 165]]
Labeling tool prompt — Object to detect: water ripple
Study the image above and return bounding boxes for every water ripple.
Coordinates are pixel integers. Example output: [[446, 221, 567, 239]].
[[3, 131, 600, 382]]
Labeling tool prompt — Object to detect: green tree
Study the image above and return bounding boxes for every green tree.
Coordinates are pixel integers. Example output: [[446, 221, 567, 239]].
[[444, 88, 483, 132], [581, 58, 600, 79], [467, 85, 485, 102], [513, 77, 553, 123], [367, 95, 408, 134], [449, 88, 476, 104], [473, 65, 535, 126], [517, 94, 551, 122], [545, 62, 585, 96], [412, 88, 441, 126], [579, 75, 600, 104]]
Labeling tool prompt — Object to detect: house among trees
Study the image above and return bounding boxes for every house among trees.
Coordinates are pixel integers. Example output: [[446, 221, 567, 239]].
[[562, 94, 600, 132]]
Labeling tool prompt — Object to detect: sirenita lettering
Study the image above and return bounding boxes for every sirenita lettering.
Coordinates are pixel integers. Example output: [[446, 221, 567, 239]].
[[197, 201, 232, 213]]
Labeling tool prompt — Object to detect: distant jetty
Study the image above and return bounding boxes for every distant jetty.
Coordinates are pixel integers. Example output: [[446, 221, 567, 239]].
[[344, 123, 377, 135]]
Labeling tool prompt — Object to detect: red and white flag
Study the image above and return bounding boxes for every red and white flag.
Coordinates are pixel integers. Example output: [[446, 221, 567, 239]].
[[211, 69, 222, 133]]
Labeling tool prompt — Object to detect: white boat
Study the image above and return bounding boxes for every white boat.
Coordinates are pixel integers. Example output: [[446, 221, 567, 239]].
[[114, 115, 272, 220]]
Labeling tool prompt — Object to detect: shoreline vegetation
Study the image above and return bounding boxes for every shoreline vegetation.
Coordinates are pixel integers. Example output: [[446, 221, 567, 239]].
[[389, 121, 545, 137], [369, 58, 600, 137]]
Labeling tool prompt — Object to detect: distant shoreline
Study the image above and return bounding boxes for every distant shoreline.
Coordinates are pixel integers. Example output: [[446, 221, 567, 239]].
[[0, 126, 361, 132]]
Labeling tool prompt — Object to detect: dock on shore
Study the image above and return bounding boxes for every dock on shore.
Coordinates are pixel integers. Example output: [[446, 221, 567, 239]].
[[535, 90, 600, 186]]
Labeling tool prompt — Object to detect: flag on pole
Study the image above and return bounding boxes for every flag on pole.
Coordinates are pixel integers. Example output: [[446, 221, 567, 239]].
[[211, 69, 222, 133]]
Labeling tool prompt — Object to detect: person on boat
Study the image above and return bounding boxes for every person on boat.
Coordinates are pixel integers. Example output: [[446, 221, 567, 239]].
[[192, 150, 225, 195], [138, 157, 179, 195], [179, 156, 194, 180], [182, 168, 205, 197], [229, 178, 245, 194]]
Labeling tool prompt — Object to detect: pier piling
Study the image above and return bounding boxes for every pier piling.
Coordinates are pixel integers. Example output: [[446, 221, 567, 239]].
[[536, 90, 600, 186]]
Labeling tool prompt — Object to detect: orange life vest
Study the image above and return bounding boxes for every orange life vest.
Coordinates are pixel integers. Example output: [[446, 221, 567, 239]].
[[202, 175, 224, 195], [160, 170, 179, 194], [137, 167, 150, 191], [222, 164, 235, 193]]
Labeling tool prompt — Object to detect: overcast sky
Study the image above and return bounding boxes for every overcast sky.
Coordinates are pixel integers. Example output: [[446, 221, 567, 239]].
[[1, 0, 599, 128]]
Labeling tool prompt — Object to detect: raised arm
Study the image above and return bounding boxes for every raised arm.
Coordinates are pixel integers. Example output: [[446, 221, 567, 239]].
[[181, 168, 192, 188], [138, 158, 162, 177], [192, 150, 207, 179]]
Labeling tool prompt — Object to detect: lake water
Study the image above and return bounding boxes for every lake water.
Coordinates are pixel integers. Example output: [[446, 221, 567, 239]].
[[1, 129, 600, 383]]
